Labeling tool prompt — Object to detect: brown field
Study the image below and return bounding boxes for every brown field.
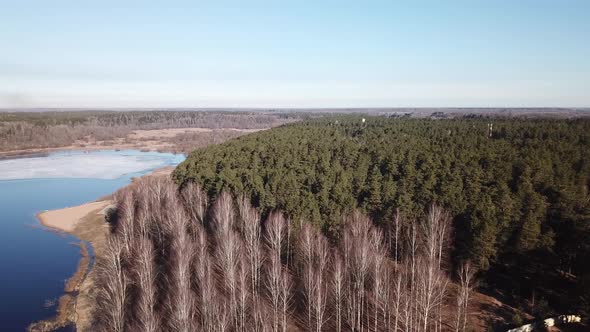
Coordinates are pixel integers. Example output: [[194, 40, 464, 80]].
[[0, 127, 267, 158]]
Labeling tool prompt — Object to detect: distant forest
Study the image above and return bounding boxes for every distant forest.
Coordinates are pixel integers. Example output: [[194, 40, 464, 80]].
[[0, 111, 303, 151], [174, 116, 590, 317]]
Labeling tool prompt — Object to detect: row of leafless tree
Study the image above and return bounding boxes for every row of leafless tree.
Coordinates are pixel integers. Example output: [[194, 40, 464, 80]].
[[93, 177, 476, 332]]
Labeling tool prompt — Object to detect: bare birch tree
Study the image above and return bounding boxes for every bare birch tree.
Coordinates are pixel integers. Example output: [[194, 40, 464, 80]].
[[212, 191, 235, 235], [180, 181, 208, 225], [343, 211, 374, 331], [404, 222, 419, 332], [192, 223, 209, 331], [454, 261, 476, 332], [132, 234, 159, 332], [332, 251, 345, 332], [265, 212, 289, 332], [415, 256, 448, 332], [267, 252, 283, 332], [165, 203, 196, 332], [236, 254, 250, 332], [96, 177, 463, 332], [391, 265, 405, 332], [114, 188, 136, 256], [370, 228, 389, 332], [95, 235, 129, 332], [280, 267, 293, 332], [418, 205, 451, 332], [298, 223, 315, 329], [198, 251, 217, 332], [393, 209, 401, 262], [309, 227, 329, 332], [238, 195, 263, 295], [212, 192, 243, 329]]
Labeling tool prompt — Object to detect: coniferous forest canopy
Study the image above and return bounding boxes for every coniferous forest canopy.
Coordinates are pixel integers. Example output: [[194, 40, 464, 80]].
[[173, 116, 590, 316]]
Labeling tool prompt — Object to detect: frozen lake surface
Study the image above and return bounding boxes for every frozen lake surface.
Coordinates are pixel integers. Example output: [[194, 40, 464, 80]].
[[0, 150, 185, 180]]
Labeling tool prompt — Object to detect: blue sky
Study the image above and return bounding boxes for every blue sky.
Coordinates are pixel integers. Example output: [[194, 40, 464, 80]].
[[1, 1, 588, 108]]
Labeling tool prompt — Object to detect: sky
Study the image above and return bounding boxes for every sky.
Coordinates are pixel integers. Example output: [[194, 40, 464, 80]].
[[0, 1, 589, 108]]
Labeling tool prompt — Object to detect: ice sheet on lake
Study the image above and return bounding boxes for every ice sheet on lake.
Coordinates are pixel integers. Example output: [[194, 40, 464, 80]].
[[0, 151, 181, 180]]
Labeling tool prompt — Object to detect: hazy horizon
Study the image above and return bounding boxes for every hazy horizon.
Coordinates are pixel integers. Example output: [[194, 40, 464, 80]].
[[1, 1, 589, 108]]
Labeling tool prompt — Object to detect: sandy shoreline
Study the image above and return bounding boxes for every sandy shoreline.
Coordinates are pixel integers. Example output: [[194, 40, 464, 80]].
[[36, 166, 174, 233], [29, 166, 175, 331], [37, 201, 111, 233], [30, 201, 110, 332]]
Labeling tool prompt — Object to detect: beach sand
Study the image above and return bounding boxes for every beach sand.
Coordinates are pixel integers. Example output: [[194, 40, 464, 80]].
[[29, 166, 173, 331], [37, 166, 174, 233], [37, 201, 111, 233]]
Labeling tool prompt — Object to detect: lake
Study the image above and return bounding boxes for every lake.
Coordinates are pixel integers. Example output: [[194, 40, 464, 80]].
[[0, 150, 185, 331]]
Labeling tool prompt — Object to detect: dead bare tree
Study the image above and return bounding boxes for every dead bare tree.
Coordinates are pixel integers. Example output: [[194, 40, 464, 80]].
[[454, 261, 476, 332]]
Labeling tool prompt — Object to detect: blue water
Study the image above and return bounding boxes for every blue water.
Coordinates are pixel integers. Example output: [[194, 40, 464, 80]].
[[0, 150, 184, 331]]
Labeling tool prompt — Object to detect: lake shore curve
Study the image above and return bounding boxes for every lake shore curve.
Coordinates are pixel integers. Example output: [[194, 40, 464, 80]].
[[29, 166, 175, 331]]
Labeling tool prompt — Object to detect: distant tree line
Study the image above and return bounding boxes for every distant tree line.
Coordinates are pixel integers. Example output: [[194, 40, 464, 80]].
[[160, 130, 255, 154], [0, 111, 303, 151], [173, 116, 590, 317], [94, 177, 474, 332]]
